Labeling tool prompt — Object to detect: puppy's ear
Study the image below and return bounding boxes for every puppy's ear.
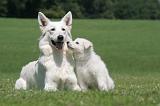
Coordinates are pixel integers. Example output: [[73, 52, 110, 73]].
[[84, 40, 93, 49], [38, 12, 50, 31], [61, 11, 72, 30]]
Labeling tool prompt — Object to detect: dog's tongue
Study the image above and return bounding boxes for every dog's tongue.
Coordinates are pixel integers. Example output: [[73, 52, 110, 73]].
[[55, 42, 63, 49]]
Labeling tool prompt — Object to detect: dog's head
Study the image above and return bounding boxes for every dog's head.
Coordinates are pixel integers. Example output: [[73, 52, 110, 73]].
[[67, 38, 93, 55], [38, 11, 72, 50]]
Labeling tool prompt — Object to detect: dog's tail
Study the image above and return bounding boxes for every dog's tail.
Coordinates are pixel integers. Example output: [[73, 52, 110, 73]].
[[15, 78, 27, 90]]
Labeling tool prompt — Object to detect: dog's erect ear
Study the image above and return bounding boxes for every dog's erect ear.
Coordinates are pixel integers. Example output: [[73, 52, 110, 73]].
[[38, 12, 50, 31], [61, 11, 72, 29], [84, 40, 93, 49]]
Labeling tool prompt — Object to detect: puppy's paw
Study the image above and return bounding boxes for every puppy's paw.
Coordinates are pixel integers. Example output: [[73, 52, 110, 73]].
[[98, 84, 108, 91], [107, 79, 115, 90]]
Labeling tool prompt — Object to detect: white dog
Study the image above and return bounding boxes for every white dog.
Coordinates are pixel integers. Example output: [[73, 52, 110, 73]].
[[67, 38, 115, 91], [15, 12, 80, 91]]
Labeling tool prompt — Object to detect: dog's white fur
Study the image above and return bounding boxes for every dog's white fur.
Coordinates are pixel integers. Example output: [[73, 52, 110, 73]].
[[15, 12, 80, 91], [68, 38, 115, 91]]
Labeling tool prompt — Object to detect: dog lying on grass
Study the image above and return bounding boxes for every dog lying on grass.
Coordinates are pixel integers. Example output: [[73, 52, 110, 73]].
[[67, 38, 115, 91]]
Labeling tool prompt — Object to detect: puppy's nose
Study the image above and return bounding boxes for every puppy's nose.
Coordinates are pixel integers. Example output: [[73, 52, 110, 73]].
[[57, 35, 63, 41], [67, 41, 70, 45]]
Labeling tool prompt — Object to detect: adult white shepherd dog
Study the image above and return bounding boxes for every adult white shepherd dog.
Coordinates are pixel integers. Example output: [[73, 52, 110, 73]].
[[15, 11, 81, 91]]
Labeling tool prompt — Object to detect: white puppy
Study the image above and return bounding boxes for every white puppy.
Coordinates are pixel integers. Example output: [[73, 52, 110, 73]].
[[67, 38, 115, 91]]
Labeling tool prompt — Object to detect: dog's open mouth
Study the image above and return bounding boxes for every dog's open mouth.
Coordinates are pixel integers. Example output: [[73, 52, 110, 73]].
[[51, 40, 64, 50]]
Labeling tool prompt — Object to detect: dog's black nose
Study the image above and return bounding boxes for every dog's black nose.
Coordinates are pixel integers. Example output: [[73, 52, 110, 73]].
[[57, 35, 63, 41], [57, 35, 64, 41]]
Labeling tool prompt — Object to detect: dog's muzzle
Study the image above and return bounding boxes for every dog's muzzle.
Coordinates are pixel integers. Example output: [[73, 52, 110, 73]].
[[51, 39, 64, 50], [67, 42, 74, 50]]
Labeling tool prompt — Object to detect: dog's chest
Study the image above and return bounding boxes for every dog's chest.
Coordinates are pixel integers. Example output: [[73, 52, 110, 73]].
[[54, 57, 73, 82], [57, 61, 69, 80]]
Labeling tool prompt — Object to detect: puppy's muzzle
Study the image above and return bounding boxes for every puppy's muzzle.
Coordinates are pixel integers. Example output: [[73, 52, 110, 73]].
[[67, 42, 74, 50]]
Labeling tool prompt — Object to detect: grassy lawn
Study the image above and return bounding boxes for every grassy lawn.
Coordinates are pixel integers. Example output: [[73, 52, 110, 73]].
[[0, 18, 160, 106]]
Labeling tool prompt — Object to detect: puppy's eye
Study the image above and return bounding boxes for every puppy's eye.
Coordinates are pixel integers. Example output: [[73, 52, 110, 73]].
[[76, 42, 79, 44], [51, 28, 55, 31], [62, 28, 65, 31]]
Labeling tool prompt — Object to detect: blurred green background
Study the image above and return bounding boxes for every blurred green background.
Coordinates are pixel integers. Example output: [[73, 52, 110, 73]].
[[0, 0, 160, 19]]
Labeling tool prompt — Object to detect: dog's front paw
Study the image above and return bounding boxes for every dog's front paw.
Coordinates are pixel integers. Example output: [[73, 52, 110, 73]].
[[44, 84, 57, 91]]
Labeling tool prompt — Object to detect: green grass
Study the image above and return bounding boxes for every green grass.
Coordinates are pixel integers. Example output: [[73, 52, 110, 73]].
[[0, 18, 160, 106]]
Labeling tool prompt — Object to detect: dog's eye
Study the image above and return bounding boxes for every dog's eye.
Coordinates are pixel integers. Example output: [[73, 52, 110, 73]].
[[76, 42, 79, 44], [62, 28, 65, 31], [51, 28, 55, 31]]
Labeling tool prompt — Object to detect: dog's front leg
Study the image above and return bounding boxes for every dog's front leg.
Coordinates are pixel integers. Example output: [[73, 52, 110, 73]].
[[39, 56, 58, 91], [66, 75, 81, 91], [44, 71, 58, 91]]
